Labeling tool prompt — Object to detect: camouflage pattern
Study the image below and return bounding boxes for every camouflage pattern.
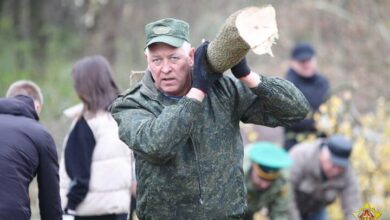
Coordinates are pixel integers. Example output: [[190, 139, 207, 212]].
[[242, 146, 295, 220], [244, 171, 291, 220], [110, 70, 309, 219]]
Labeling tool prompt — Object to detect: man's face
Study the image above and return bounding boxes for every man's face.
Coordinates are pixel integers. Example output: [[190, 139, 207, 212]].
[[290, 57, 317, 78], [250, 166, 273, 190], [146, 43, 194, 96], [320, 148, 345, 179]]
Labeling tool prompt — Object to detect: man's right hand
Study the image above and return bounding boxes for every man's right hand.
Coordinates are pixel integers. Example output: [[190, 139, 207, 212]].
[[186, 88, 206, 102], [191, 41, 221, 93]]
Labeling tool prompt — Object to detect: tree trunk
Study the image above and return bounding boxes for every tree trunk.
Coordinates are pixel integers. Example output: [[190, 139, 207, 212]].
[[100, 0, 124, 64], [0, 0, 5, 21], [12, 0, 25, 69], [29, 0, 47, 73]]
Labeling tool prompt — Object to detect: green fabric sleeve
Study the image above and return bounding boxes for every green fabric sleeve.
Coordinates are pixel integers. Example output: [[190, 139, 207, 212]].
[[111, 96, 202, 164], [236, 75, 310, 127]]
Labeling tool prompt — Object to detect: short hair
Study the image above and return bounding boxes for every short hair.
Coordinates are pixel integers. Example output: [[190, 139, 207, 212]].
[[6, 80, 44, 105], [72, 55, 120, 113], [145, 41, 192, 57]]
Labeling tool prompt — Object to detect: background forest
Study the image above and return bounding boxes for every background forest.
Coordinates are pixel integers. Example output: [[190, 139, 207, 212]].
[[0, 0, 389, 219]]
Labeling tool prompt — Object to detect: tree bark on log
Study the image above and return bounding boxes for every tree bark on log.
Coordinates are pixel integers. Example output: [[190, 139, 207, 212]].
[[207, 5, 278, 73]]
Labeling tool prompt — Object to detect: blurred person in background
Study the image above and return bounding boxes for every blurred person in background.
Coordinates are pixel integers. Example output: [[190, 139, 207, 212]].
[[129, 160, 137, 220], [243, 142, 297, 220], [60, 56, 133, 220], [288, 135, 361, 220], [0, 80, 62, 220], [284, 43, 330, 151]]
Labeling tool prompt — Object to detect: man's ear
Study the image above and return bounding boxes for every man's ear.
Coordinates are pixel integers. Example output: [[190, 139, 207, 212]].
[[188, 47, 195, 66], [34, 101, 42, 115], [290, 60, 299, 71], [144, 53, 149, 63], [145, 53, 150, 70]]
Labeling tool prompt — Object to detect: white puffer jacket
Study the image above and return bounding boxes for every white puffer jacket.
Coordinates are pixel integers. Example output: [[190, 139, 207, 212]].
[[60, 109, 133, 216]]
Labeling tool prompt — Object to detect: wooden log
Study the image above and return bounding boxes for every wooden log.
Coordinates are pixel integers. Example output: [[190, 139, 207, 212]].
[[207, 5, 278, 73], [129, 70, 145, 89]]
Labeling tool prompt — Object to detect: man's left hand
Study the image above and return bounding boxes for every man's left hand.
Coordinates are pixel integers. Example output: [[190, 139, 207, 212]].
[[232, 57, 261, 88]]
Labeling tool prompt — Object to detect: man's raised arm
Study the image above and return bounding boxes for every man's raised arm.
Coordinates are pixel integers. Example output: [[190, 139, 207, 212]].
[[231, 58, 310, 127], [111, 96, 202, 164]]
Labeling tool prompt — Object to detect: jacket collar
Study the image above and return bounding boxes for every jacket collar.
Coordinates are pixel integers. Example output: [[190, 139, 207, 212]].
[[287, 68, 319, 83], [0, 95, 39, 120], [140, 70, 159, 100]]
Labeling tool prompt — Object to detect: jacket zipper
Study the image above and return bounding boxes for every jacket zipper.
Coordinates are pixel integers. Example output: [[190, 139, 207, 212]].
[[190, 134, 205, 218], [151, 95, 205, 217]]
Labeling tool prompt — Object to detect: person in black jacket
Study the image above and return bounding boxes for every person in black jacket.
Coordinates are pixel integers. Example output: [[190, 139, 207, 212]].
[[284, 43, 330, 151], [0, 80, 62, 220]]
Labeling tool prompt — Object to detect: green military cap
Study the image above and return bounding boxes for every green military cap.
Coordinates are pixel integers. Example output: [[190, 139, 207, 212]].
[[248, 142, 292, 180], [145, 18, 190, 48]]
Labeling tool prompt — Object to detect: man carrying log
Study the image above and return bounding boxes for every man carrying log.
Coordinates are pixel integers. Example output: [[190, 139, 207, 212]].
[[110, 17, 309, 219]]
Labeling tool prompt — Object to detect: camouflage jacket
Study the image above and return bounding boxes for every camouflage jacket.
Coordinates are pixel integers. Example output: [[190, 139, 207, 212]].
[[244, 171, 291, 220], [110, 70, 309, 220], [242, 148, 295, 220]]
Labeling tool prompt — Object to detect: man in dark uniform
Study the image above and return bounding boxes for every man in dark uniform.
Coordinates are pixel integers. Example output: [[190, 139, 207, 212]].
[[284, 43, 330, 151], [243, 142, 297, 220]]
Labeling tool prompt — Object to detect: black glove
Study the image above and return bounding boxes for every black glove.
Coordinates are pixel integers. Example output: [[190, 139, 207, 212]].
[[192, 41, 222, 93], [231, 57, 251, 78]]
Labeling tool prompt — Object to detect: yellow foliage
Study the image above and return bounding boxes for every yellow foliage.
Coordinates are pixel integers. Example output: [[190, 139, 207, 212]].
[[327, 199, 344, 220], [314, 95, 390, 217], [248, 131, 259, 142]]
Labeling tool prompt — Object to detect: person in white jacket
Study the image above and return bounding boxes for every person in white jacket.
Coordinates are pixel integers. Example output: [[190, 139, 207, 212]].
[[60, 55, 133, 220]]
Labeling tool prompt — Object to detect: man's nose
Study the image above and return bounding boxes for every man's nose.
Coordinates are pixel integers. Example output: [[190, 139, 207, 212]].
[[161, 60, 172, 74]]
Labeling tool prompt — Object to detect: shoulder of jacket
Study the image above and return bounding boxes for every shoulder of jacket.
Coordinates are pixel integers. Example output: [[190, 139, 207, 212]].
[[289, 139, 322, 159], [317, 73, 329, 83], [84, 111, 117, 133], [28, 123, 57, 153], [110, 84, 144, 112], [121, 83, 143, 99], [22, 119, 54, 142]]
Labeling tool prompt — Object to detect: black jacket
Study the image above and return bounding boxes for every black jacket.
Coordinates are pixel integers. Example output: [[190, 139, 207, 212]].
[[0, 95, 62, 220], [285, 69, 329, 149]]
